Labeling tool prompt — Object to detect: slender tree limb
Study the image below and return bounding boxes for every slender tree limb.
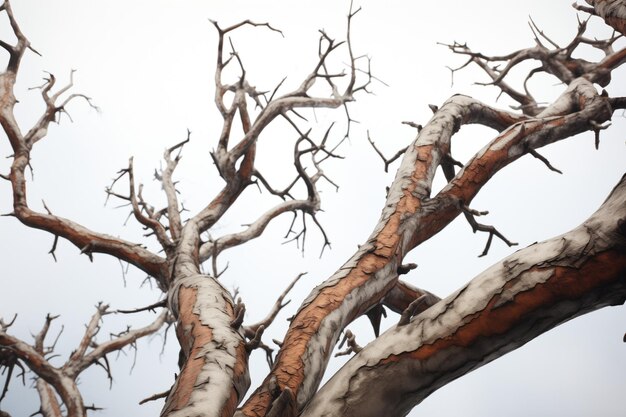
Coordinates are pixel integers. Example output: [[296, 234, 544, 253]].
[[139, 389, 171, 405], [243, 273, 306, 338], [0, 323, 85, 417], [159, 132, 190, 241], [65, 309, 168, 378], [106, 158, 173, 252], [334, 330, 362, 357], [367, 131, 408, 173]]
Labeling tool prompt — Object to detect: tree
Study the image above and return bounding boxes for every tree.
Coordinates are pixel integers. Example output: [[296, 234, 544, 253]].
[[1, 1, 625, 416]]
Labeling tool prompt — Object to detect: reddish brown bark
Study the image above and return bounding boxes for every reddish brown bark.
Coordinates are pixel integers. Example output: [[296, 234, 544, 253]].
[[1, 2, 625, 417]]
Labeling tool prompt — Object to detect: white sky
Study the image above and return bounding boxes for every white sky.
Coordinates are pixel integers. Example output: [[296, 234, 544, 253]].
[[1, 1, 625, 416]]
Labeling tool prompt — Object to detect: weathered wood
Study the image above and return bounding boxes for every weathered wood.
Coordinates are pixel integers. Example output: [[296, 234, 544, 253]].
[[301, 174, 626, 417]]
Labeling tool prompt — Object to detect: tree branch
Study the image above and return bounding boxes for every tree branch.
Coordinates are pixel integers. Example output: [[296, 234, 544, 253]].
[[302, 173, 626, 417]]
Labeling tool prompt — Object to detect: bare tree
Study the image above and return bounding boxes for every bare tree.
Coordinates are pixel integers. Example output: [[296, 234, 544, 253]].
[[1, 1, 625, 417]]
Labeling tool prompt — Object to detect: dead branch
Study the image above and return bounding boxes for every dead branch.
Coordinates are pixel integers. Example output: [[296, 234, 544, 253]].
[[116, 300, 167, 314], [440, 16, 626, 115], [105, 158, 173, 253], [397, 293, 441, 326], [462, 204, 518, 257], [244, 273, 306, 338], [1, 2, 624, 417], [64, 308, 168, 378], [139, 389, 171, 405], [367, 131, 408, 173], [34, 378, 62, 417], [158, 131, 191, 241], [528, 149, 563, 174], [0, 300, 168, 417], [245, 325, 265, 352], [383, 280, 440, 315], [334, 330, 362, 357], [191, 6, 371, 239], [0, 318, 85, 416], [574, 1, 626, 35], [0, 1, 169, 289]]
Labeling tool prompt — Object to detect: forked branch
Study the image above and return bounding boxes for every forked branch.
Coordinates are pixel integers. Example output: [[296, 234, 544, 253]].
[[0, 305, 168, 417]]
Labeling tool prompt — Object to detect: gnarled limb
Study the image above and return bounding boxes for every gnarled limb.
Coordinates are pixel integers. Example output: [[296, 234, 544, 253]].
[[0, 319, 86, 417], [241, 63, 622, 416], [164, 9, 372, 415], [63, 305, 168, 378], [442, 15, 625, 115], [0, 306, 168, 417], [301, 173, 626, 417], [1, 2, 624, 416], [239, 95, 529, 417], [198, 126, 342, 263], [0, 1, 169, 288], [105, 158, 174, 254], [193, 12, 370, 235]]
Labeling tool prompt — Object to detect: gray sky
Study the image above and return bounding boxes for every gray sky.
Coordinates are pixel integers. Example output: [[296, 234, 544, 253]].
[[1, 1, 625, 416]]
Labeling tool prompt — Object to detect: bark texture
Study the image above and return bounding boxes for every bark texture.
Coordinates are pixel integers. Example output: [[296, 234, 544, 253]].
[[0, 2, 624, 417], [584, 0, 626, 34], [301, 175, 626, 417]]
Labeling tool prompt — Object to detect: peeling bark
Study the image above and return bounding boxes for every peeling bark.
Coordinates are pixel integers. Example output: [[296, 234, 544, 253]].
[[241, 84, 614, 415], [0, 2, 624, 417], [584, 0, 626, 35], [35, 379, 63, 417], [301, 174, 626, 417], [162, 275, 250, 417]]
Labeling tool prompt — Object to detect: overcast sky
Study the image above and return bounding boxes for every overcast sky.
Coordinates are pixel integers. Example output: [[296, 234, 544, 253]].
[[1, 1, 625, 416]]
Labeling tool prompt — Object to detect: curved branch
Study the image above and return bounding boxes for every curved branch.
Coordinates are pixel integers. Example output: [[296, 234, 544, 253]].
[[198, 200, 317, 262], [64, 308, 168, 378], [160, 134, 190, 241], [0, 328, 85, 417], [240, 96, 527, 416], [302, 173, 626, 417], [244, 273, 306, 338], [0, 3, 168, 288]]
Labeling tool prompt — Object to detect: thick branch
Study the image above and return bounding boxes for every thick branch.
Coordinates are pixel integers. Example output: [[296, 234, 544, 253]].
[[161, 275, 249, 417], [35, 379, 63, 417], [302, 173, 626, 417], [240, 96, 527, 416]]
